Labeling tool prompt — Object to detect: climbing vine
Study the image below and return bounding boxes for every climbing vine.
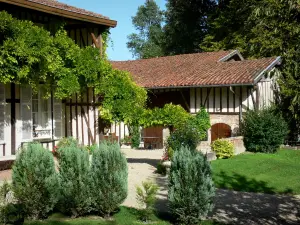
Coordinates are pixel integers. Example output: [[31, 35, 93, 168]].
[[0, 11, 146, 123]]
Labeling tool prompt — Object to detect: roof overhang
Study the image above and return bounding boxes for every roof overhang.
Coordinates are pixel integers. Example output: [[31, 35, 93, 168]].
[[0, 0, 117, 27], [253, 56, 282, 84], [147, 83, 255, 90]]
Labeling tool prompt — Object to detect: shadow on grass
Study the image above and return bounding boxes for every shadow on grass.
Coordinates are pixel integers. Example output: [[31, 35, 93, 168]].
[[214, 170, 294, 195], [210, 171, 300, 225]]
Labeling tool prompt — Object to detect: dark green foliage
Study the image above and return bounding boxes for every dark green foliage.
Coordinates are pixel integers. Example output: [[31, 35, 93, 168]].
[[0, 181, 25, 224], [128, 125, 140, 149], [168, 147, 215, 225], [90, 142, 128, 217], [164, 0, 216, 55], [241, 108, 288, 153], [58, 146, 92, 217], [127, 0, 164, 59], [136, 181, 159, 222], [166, 108, 210, 151], [12, 143, 59, 220], [156, 162, 167, 175]]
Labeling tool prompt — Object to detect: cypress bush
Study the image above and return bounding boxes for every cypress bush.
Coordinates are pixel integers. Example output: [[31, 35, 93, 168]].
[[168, 146, 215, 225], [58, 146, 92, 217], [90, 142, 128, 217], [12, 143, 59, 220], [241, 108, 288, 153]]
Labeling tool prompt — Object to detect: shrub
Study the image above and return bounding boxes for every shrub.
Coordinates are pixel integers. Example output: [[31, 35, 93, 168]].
[[156, 162, 167, 175], [0, 181, 24, 224], [12, 143, 59, 219], [90, 142, 128, 217], [168, 146, 215, 225], [129, 125, 141, 149], [136, 181, 159, 222], [211, 139, 234, 159], [57, 137, 79, 149], [166, 108, 210, 151], [58, 146, 92, 217], [241, 108, 288, 153]]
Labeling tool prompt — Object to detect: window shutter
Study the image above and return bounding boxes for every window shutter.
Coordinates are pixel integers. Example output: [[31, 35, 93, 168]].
[[21, 86, 32, 140], [0, 84, 5, 141], [54, 98, 63, 138]]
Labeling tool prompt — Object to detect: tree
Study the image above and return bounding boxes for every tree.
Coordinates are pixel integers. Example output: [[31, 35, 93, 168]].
[[127, 0, 164, 59], [201, 0, 258, 55], [202, 0, 300, 140], [163, 0, 216, 55]]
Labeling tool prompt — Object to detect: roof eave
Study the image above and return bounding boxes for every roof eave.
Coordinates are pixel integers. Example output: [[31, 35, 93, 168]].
[[146, 83, 255, 90], [218, 50, 245, 62], [1, 0, 117, 27], [253, 56, 282, 85]]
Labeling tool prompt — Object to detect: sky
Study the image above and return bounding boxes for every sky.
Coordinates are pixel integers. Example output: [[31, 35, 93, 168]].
[[59, 0, 167, 61]]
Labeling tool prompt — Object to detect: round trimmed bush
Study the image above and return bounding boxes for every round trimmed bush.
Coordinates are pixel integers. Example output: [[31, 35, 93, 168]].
[[168, 146, 215, 225], [211, 139, 234, 159], [12, 143, 59, 219], [241, 108, 288, 153]]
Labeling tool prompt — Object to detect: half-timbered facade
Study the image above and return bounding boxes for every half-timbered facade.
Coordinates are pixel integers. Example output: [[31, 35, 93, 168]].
[[112, 50, 281, 150], [0, 0, 116, 161]]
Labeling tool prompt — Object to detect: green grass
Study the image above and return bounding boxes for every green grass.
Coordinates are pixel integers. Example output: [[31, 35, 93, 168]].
[[211, 149, 300, 195], [24, 207, 222, 225]]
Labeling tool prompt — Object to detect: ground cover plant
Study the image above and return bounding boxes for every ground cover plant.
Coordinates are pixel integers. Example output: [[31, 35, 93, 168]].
[[23, 207, 224, 225], [211, 149, 300, 194]]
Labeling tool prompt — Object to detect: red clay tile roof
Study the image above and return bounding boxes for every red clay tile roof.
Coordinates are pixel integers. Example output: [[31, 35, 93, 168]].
[[2, 0, 117, 27], [111, 51, 280, 88]]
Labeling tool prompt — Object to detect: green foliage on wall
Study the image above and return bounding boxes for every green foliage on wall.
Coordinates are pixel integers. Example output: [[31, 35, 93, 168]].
[[0, 11, 147, 124]]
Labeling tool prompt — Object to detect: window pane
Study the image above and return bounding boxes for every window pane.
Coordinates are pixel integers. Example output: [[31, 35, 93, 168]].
[[32, 100, 38, 112], [32, 113, 38, 126]]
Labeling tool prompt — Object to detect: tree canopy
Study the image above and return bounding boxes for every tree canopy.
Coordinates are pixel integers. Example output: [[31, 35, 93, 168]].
[[126, 0, 164, 59], [163, 0, 216, 55]]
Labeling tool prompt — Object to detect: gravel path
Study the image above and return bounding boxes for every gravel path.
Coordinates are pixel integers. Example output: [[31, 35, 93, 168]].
[[1, 149, 300, 224]]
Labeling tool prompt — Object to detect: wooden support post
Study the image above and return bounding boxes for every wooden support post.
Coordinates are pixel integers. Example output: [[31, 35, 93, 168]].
[[91, 33, 103, 56]]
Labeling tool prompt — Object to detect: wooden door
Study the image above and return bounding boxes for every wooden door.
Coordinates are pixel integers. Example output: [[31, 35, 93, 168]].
[[211, 123, 231, 143], [142, 126, 163, 149]]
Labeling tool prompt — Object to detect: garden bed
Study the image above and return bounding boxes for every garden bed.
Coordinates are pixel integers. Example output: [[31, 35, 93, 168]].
[[211, 149, 300, 195], [24, 207, 223, 225]]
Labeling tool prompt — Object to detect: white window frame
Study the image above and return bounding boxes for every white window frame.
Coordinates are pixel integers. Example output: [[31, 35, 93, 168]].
[[0, 84, 5, 143], [32, 89, 52, 140]]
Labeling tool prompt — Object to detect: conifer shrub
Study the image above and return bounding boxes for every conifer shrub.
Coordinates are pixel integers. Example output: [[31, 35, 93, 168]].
[[12, 143, 59, 220], [136, 180, 159, 222], [241, 108, 288, 153], [58, 146, 92, 217], [211, 139, 234, 159], [90, 142, 128, 217], [168, 146, 215, 225]]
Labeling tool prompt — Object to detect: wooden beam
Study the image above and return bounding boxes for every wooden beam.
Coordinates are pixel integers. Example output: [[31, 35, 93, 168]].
[[1, 0, 117, 27], [91, 33, 103, 56], [179, 90, 189, 111]]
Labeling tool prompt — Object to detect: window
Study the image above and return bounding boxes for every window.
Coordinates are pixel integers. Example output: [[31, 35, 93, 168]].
[[21, 87, 51, 140], [32, 89, 51, 139], [0, 84, 5, 142]]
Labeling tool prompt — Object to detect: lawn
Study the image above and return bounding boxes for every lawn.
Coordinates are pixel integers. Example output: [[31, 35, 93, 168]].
[[24, 207, 222, 225], [211, 149, 300, 195]]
